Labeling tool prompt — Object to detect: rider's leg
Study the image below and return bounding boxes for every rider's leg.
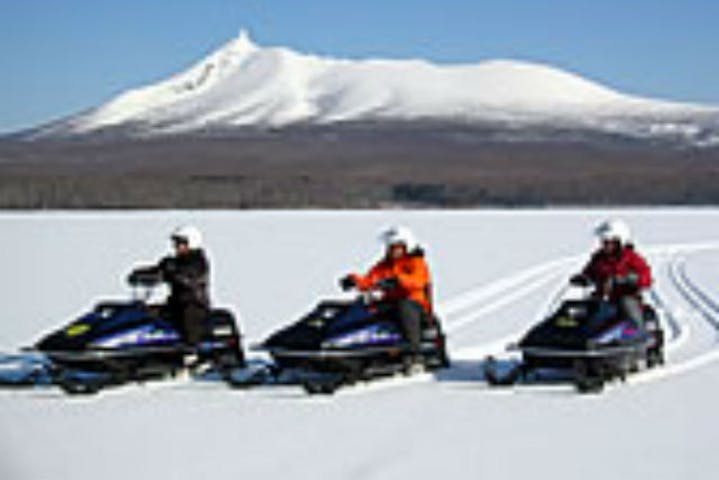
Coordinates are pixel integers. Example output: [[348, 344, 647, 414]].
[[619, 295, 644, 328], [180, 304, 208, 347], [397, 299, 423, 357]]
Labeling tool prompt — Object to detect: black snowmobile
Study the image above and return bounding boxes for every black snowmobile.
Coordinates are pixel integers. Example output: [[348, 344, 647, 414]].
[[228, 292, 449, 394], [0, 272, 244, 395], [483, 286, 664, 393]]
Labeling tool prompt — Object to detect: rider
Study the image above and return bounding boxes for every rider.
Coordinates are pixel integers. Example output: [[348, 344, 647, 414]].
[[570, 219, 652, 327], [340, 226, 433, 369], [128, 225, 210, 346]]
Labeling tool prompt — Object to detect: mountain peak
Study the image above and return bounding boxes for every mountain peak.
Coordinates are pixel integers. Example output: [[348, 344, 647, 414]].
[[222, 29, 258, 56], [26, 33, 719, 147]]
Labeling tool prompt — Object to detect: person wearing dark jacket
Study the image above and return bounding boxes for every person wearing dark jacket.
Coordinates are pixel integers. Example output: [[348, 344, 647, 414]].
[[570, 219, 652, 327], [340, 225, 433, 372], [129, 225, 210, 346]]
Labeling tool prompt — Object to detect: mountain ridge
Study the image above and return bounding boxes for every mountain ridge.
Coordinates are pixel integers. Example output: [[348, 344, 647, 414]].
[[24, 31, 718, 147]]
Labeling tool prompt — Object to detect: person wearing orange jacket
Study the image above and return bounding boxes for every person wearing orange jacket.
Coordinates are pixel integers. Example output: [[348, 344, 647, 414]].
[[340, 226, 433, 368]]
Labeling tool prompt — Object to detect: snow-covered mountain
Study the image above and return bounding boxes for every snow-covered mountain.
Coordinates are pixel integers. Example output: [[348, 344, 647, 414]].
[[29, 31, 719, 146]]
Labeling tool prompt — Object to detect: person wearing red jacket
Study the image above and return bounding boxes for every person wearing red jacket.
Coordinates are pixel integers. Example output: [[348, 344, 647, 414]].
[[570, 219, 652, 327], [340, 226, 433, 369]]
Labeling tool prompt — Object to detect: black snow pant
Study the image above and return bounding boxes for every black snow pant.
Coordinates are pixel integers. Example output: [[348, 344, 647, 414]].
[[166, 303, 208, 346], [397, 300, 425, 357], [618, 295, 644, 329]]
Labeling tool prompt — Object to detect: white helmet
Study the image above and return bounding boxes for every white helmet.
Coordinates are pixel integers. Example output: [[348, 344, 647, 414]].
[[170, 225, 203, 250], [594, 219, 631, 245], [379, 225, 418, 251]]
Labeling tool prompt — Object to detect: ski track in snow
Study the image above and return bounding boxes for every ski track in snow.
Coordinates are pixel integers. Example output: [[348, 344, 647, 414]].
[[626, 251, 719, 385]]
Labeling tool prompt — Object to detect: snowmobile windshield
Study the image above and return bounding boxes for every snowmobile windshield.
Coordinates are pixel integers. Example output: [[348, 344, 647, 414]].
[[326, 300, 381, 335]]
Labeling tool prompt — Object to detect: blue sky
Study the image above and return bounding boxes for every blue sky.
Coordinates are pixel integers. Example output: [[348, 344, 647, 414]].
[[1, 0, 717, 133]]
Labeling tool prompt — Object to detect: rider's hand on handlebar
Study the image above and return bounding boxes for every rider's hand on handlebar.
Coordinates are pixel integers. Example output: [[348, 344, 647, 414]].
[[127, 269, 161, 287], [339, 275, 356, 291], [613, 273, 639, 287], [375, 277, 400, 291], [127, 272, 140, 286], [569, 274, 590, 287]]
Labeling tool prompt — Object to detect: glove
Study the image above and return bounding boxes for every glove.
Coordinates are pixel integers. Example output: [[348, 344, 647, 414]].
[[127, 268, 161, 287], [339, 275, 356, 291], [569, 274, 590, 287], [614, 273, 639, 287], [127, 271, 140, 286], [375, 277, 400, 291]]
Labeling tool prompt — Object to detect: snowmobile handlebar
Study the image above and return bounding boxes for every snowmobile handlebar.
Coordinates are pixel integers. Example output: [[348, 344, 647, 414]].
[[374, 277, 400, 291], [545, 281, 598, 317], [339, 275, 399, 298], [350, 288, 387, 306], [569, 274, 638, 301], [569, 274, 591, 288], [339, 275, 356, 291], [127, 269, 162, 288], [125, 268, 166, 303]]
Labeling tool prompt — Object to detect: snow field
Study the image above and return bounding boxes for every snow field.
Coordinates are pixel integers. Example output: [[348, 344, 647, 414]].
[[2, 209, 719, 480]]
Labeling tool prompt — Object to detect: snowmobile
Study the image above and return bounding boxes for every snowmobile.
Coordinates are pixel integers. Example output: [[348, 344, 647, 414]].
[[227, 291, 449, 395], [483, 285, 664, 393], [0, 272, 244, 395]]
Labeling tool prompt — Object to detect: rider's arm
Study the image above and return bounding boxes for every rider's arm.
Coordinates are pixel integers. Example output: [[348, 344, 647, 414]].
[[157, 257, 178, 281], [395, 257, 430, 292], [161, 255, 208, 287], [127, 265, 161, 286], [579, 253, 600, 284], [570, 256, 596, 286], [629, 252, 652, 289], [350, 261, 386, 291]]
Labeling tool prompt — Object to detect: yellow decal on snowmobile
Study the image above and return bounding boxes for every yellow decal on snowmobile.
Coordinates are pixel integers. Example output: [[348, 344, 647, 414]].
[[66, 323, 91, 337], [555, 316, 578, 328]]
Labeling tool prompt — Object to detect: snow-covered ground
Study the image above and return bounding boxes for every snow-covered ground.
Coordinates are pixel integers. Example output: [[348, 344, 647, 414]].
[[2, 209, 719, 480]]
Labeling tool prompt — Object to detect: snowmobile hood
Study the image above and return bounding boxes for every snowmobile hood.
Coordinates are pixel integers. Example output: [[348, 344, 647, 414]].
[[36, 301, 179, 352], [519, 299, 648, 351], [262, 298, 399, 352]]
